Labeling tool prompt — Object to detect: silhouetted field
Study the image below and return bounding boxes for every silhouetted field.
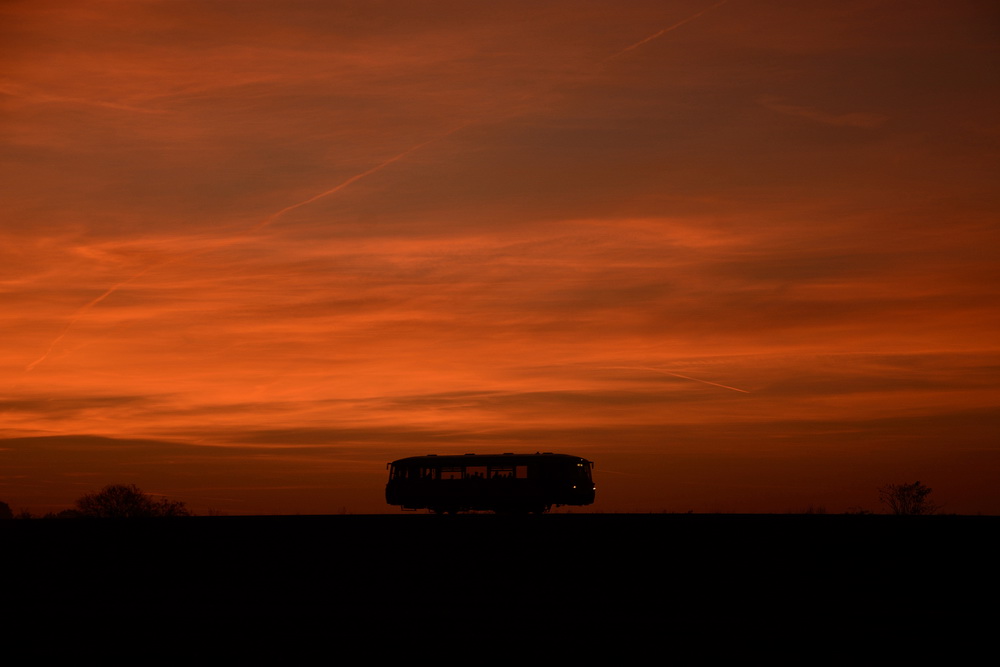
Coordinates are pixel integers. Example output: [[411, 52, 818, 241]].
[[7, 512, 995, 569], [5, 514, 994, 645]]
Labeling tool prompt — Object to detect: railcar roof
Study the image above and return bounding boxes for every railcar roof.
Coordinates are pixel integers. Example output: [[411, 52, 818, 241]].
[[389, 452, 590, 465]]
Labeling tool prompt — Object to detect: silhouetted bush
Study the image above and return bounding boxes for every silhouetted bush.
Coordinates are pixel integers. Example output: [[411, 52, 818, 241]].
[[0, 501, 12, 520], [878, 481, 939, 515], [74, 484, 191, 518]]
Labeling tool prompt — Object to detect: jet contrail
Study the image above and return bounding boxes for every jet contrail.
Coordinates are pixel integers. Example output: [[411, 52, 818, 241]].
[[252, 0, 731, 231], [27, 2, 730, 371], [608, 0, 728, 61], [26, 265, 157, 371], [250, 123, 470, 233], [23, 128, 470, 372], [606, 366, 750, 393]]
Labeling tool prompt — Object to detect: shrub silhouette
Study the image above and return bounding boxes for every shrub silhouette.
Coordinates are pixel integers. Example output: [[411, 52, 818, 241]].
[[74, 484, 191, 518], [878, 481, 939, 515]]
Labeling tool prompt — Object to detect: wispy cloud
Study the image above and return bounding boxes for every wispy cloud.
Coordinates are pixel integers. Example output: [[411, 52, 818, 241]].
[[758, 95, 888, 128], [2, 1, 998, 515]]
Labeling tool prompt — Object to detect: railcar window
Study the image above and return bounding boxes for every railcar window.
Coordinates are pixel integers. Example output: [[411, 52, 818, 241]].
[[490, 465, 513, 479], [516, 466, 528, 479], [440, 466, 463, 480], [466, 465, 487, 479]]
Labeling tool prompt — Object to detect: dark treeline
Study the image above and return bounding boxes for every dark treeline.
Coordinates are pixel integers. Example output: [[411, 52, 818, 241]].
[[2, 478, 950, 518], [3, 483, 190, 519]]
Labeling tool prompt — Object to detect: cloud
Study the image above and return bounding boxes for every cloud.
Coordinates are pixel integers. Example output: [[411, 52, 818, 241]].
[[758, 95, 888, 128], [2, 1, 998, 514]]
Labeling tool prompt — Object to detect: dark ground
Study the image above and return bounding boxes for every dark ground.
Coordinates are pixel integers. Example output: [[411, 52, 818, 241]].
[[4, 514, 995, 656]]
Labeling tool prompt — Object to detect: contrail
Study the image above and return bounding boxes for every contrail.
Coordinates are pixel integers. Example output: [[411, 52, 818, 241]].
[[252, 0, 732, 230], [24, 128, 469, 372], [607, 0, 728, 61], [26, 265, 157, 371], [250, 123, 470, 233], [27, 1, 730, 371], [158, 0, 731, 237], [606, 366, 750, 393]]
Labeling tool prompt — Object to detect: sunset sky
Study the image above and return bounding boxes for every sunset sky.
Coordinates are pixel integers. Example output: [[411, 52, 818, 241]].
[[3, 0, 998, 515]]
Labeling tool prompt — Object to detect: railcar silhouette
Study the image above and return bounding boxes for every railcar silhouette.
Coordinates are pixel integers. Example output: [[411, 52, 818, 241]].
[[386, 452, 595, 514]]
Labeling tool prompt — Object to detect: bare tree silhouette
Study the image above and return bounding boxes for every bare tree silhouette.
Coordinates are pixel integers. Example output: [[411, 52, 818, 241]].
[[75, 484, 191, 518], [878, 481, 939, 515]]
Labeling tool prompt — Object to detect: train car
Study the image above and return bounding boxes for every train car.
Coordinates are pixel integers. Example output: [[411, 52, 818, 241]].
[[385, 452, 595, 514]]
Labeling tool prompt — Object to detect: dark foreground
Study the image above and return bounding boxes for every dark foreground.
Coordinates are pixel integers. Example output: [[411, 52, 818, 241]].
[[5, 514, 996, 654]]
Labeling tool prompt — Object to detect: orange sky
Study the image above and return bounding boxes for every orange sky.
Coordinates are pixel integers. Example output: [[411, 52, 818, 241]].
[[3, 0, 999, 515]]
